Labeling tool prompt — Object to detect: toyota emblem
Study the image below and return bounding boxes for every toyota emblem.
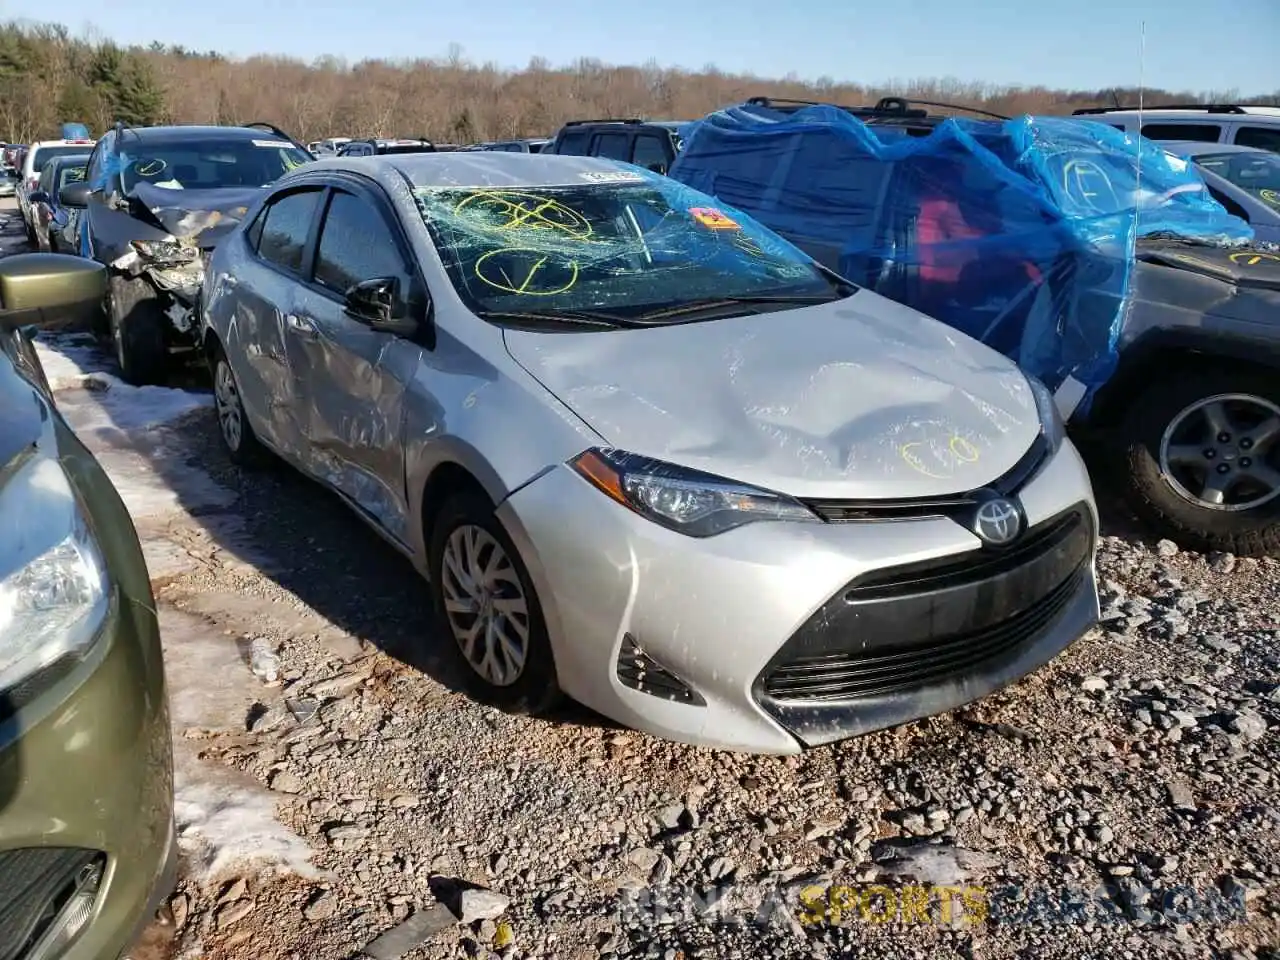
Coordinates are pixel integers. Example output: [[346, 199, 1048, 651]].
[[972, 497, 1022, 546]]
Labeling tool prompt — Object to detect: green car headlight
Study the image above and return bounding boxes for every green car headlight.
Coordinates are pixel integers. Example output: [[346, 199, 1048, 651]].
[[0, 452, 110, 693]]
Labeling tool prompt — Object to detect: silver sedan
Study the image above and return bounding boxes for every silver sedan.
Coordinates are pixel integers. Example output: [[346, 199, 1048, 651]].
[[201, 153, 1100, 754]]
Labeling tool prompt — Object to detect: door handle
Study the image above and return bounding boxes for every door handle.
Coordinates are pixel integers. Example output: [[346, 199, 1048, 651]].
[[285, 313, 318, 337]]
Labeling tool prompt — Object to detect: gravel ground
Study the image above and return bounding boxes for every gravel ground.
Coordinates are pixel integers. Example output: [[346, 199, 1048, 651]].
[[132, 406, 1279, 960], [3, 202, 1275, 959]]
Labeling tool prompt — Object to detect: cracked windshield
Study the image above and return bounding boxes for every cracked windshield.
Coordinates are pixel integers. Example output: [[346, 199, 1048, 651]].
[[414, 177, 845, 322], [115, 138, 311, 190]]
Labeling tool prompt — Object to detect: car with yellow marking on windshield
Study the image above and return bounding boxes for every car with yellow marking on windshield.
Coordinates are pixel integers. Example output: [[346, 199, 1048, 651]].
[[198, 152, 1100, 754]]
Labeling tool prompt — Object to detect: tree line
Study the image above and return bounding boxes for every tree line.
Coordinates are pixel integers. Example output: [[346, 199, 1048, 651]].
[[0, 19, 1275, 146]]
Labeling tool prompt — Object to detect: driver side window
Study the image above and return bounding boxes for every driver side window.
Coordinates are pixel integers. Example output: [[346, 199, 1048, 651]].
[[313, 190, 411, 299]]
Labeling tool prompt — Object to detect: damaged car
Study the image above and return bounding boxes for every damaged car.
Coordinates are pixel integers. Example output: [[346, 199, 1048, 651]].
[[58, 122, 312, 384], [201, 153, 1100, 754]]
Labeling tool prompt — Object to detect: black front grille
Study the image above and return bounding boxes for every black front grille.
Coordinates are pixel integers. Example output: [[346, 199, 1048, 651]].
[[757, 505, 1092, 706], [0, 848, 102, 960]]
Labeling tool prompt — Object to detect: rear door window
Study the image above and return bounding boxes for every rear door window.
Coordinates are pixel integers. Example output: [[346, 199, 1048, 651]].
[[1234, 126, 1280, 153], [257, 188, 323, 274], [591, 133, 632, 161], [553, 130, 590, 155], [1140, 123, 1221, 142], [631, 135, 670, 171]]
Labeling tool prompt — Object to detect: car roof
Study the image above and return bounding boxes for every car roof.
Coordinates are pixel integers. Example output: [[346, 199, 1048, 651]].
[[300, 152, 656, 190], [1161, 140, 1275, 157], [30, 138, 96, 148], [119, 125, 299, 143], [1074, 106, 1280, 120]]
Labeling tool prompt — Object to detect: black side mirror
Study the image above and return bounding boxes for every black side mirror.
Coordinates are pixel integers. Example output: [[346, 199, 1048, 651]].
[[344, 276, 419, 337], [59, 182, 91, 208], [28, 191, 49, 205]]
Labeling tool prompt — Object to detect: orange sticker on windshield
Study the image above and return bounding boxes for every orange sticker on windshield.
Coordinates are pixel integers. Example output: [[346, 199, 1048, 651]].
[[690, 207, 739, 229]]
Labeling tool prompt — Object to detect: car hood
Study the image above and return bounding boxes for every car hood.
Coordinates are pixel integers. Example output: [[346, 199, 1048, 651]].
[[128, 183, 263, 247], [503, 290, 1043, 499]]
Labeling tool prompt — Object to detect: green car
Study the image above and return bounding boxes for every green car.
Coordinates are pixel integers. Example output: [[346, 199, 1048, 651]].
[[0, 254, 174, 960]]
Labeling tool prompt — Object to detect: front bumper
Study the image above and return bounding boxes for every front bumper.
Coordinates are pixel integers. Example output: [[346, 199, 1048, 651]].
[[0, 591, 174, 960], [499, 438, 1100, 754]]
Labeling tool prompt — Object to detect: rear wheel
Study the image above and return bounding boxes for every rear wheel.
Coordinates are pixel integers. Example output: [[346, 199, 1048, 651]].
[[211, 344, 268, 467], [108, 275, 169, 386], [427, 491, 561, 714], [1118, 367, 1280, 556]]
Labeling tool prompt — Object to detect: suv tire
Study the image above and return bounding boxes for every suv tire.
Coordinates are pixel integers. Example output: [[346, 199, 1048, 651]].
[[1118, 367, 1280, 557], [108, 275, 169, 386]]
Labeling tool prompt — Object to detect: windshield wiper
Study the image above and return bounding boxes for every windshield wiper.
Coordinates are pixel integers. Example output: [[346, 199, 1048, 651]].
[[473, 309, 646, 329], [637, 293, 848, 322]]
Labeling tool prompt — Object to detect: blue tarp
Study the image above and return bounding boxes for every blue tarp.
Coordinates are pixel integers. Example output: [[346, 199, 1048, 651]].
[[668, 104, 1254, 403]]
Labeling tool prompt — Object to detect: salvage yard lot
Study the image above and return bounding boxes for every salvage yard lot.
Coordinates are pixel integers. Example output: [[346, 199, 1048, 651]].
[[2, 199, 1277, 960]]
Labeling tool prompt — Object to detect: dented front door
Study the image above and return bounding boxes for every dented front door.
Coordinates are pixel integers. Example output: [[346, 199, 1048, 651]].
[[283, 188, 422, 545]]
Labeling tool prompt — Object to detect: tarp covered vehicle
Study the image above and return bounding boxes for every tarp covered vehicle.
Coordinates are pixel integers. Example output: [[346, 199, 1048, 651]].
[[670, 104, 1280, 555]]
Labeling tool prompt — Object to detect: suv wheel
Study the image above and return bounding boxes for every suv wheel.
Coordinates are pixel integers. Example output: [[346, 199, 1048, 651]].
[[1118, 368, 1280, 556], [427, 491, 562, 714], [108, 275, 169, 386]]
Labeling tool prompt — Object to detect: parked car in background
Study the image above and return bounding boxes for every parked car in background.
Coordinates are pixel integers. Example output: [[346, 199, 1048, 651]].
[[338, 138, 437, 157], [0, 252, 175, 960], [1158, 141, 1280, 245], [1072, 103, 1280, 154], [28, 153, 91, 252], [200, 152, 1099, 753], [61, 121, 311, 385], [17, 136, 97, 240], [0, 168, 16, 198], [545, 119, 693, 174], [3, 143, 25, 172], [461, 138, 551, 154], [315, 136, 352, 157]]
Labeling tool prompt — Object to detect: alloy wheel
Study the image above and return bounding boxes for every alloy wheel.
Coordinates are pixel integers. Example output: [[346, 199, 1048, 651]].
[[440, 524, 530, 687], [1159, 392, 1280, 512], [214, 360, 243, 452]]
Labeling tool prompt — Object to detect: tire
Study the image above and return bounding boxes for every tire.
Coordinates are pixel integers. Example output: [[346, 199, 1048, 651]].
[[210, 344, 269, 467], [427, 491, 562, 714], [1118, 366, 1280, 557], [108, 275, 169, 385]]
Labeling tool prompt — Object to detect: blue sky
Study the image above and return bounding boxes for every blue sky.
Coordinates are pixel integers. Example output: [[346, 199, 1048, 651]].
[[30, 0, 1280, 95]]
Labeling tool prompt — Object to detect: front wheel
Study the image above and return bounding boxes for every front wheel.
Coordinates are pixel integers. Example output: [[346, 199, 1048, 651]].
[[108, 275, 169, 386], [1118, 367, 1280, 557], [427, 492, 561, 714]]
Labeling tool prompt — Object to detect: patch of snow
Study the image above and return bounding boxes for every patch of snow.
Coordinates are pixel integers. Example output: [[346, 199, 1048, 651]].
[[34, 333, 210, 431], [174, 769, 323, 887], [31, 334, 234, 521]]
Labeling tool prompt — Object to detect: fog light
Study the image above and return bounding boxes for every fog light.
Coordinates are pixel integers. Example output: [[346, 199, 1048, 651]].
[[27, 859, 103, 960], [616, 633, 705, 705]]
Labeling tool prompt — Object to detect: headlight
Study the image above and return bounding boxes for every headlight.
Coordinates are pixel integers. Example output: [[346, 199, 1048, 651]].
[[1027, 375, 1066, 452], [0, 452, 110, 693], [569, 447, 819, 537], [132, 239, 198, 265]]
